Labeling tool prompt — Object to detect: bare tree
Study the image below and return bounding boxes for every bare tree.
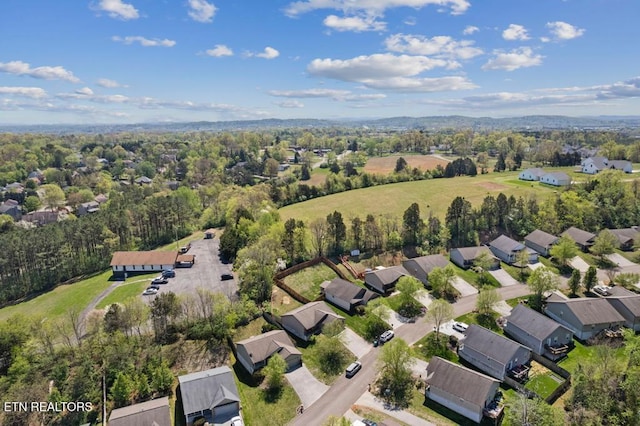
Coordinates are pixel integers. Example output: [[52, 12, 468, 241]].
[[309, 218, 328, 257], [427, 299, 454, 343]]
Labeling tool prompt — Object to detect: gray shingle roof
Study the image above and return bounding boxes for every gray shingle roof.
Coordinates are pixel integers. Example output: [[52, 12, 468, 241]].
[[525, 230, 559, 249], [561, 227, 596, 247], [281, 301, 343, 330], [364, 265, 409, 289], [607, 295, 640, 316], [607, 228, 639, 245], [462, 325, 530, 366], [507, 304, 571, 341], [521, 168, 546, 177], [402, 254, 449, 276], [178, 366, 240, 416], [489, 235, 524, 254], [235, 330, 300, 365], [452, 246, 495, 261], [321, 278, 378, 305], [543, 172, 570, 180], [546, 298, 625, 325], [426, 357, 499, 408], [609, 160, 632, 170], [108, 396, 171, 426]]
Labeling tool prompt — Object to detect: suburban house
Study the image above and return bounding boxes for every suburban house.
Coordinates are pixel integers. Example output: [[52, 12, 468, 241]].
[[364, 265, 410, 294], [544, 295, 626, 340], [524, 229, 559, 257], [504, 304, 573, 359], [110, 251, 178, 278], [425, 357, 502, 424], [489, 235, 538, 265], [320, 277, 379, 312], [108, 396, 171, 426], [540, 171, 571, 187], [561, 226, 597, 251], [22, 210, 61, 226], [518, 168, 546, 181], [582, 156, 609, 174], [135, 176, 153, 185], [77, 200, 100, 216], [608, 160, 633, 173], [606, 228, 639, 251], [178, 366, 241, 426], [606, 295, 640, 332], [0, 200, 21, 221], [402, 254, 450, 286], [281, 301, 344, 341], [449, 246, 500, 270], [458, 325, 532, 381], [235, 330, 302, 374]]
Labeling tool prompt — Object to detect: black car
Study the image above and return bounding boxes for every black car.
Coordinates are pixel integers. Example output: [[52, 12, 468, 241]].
[[221, 273, 234, 281], [149, 284, 160, 290], [162, 269, 175, 278]]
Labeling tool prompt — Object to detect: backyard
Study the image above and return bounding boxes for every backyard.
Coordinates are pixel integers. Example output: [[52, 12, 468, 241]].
[[282, 263, 339, 300]]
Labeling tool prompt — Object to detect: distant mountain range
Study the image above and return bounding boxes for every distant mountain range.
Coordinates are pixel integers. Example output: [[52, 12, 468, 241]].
[[3, 115, 640, 134]]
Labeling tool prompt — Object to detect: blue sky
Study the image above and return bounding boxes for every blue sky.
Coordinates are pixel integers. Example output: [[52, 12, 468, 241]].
[[1, 0, 640, 124]]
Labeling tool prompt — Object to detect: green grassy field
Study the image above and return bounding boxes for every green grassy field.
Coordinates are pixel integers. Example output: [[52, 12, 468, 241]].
[[283, 264, 338, 300], [96, 273, 158, 309], [280, 170, 563, 222], [0, 270, 115, 322]]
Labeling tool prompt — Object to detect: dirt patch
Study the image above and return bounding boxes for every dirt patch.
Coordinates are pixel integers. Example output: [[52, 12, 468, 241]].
[[364, 155, 449, 174], [302, 172, 327, 187], [475, 181, 508, 191], [529, 361, 547, 377], [282, 296, 291, 305]]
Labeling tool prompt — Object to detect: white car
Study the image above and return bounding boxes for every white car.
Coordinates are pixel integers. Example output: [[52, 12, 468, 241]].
[[230, 416, 244, 426], [452, 322, 469, 333], [345, 361, 362, 378], [142, 287, 158, 296], [380, 330, 394, 343]]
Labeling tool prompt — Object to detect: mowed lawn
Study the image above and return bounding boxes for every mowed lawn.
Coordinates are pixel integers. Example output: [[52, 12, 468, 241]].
[[0, 270, 115, 322], [283, 264, 339, 300], [364, 154, 449, 174], [96, 272, 159, 309], [280, 170, 561, 222]]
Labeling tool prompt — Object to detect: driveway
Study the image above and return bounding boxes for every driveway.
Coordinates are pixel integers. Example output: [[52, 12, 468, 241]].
[[285, 364, 329, 408], [606, 253, 637, 268], [569, 256, 590, 273], [489, 269, 520, 287], [409, 357, 429, 379], [414, 290, 434, 309], [437, 320, 466, 340], [340, 327, 371, 359], [492, 300, 512, 316], [353, 392, 435, 426], [451, 276, 478, 296], [528, 262, 544, 271]]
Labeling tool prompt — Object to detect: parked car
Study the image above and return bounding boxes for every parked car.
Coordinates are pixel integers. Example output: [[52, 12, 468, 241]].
[[380, 330, 394, 343], [362, 420, 378, 426], [221, 273, 234, 281], [593, 285, 611, 296], [151, 276, 169, 285], [452, 322, 469, 333], [345, 361, 362, 378], [142, 287, 158, 296], [162, 269, 175, 278], [230, 416, 244, 426], [149, 284, 160, 290]]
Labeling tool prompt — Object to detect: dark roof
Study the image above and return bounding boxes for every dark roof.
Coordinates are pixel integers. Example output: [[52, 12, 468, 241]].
[[607, 295, 640, 316], [321, 278, 378, 305], [364, 265, 409, 288], [546, 298, 625, 325], [524, 230, 559, 249], [0, 204, 18, 213], [402, 254, 449, 276], [607, 228, 639, 245], [108, 396, 171, 426], [462, 325, 530, 366], [235, 330, 300, 364], [451, 246, 495, 261], [178, 366, 240, 415], [507, 304, 571, 341], [281, 301, 343, 330], [426, 357, 499, 408], [489, 235, 524, 254], [561, 227, 596, 246], [609, 160, 632, 169], [607, 286, 637, 297]]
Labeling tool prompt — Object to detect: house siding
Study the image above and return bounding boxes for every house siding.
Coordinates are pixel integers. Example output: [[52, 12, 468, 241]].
[[504, 323, 572, 355], [281, 317, 307, 341], [544, 303, 624, 340], [426, 387, 488, 423], [489, 246, 515, 264], [325, 292, 351, 311], [524, 240, 551, 257], [449, 250, 467, 269], [607, 299, 640, 332], [458, 345, 530, 380], [236, 346, 258, 374]]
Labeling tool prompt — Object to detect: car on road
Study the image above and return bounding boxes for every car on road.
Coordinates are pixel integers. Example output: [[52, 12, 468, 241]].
[[230, 416, 244, 426], [452, 322, 469, 333], [345, 361, 362, 378], [142, 287, 158, 296], [221, 273, 234, 280], [161, 269, 175, 278], [380, 330, 394, 343], [151, 276, 169, 285]]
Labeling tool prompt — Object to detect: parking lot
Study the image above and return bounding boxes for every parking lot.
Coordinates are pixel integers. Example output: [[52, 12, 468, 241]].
[[149, 237, 238, 300]]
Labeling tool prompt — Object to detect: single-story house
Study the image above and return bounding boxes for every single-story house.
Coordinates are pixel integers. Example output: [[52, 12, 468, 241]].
[[108, 396, 171, 426], [0, 200, 21, 221], [489, 235, 538, 265], [135, 176, 153, 185], [320, 277, 379, 312], [561, 226, 597, 251], [178, 366, 241, 426], [425, 357, 501, 424], [606, 295, 640, 332], [524, 229, 559, 257], [95, 193, 108, 204], [281, 301, 344, 341], [235, 330, 301, 374], [540, 172, 570, 187], [608, 160, 633, 173], [176, 254, 196, 267], [449, 246, 500, 270], [544, 295, 626, 340], [22, 210, 61, 226], [458, 324, 532, 381], [364, 265, 410, 294], [582, 156, 609, 174], [77, 201, 100, 216], [110, 251, 178, 278], [504, 304, 573, 359], [402, 254, 450, 286], [518, 168, 546, 181], [607, 286, 637, 297], [204, 229, 216, 239], [606, 228, 639, 251]]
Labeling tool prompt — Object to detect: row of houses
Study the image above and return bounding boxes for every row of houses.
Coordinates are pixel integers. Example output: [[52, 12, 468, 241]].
[[581, 157, 632, 174], [519, 168, 571, 186]]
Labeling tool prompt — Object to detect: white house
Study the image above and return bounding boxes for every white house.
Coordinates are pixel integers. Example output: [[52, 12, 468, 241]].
[[582, 157, 609, 174], [608, 160, 633, 173], [518, 168, 546, 181], [110, 251, 178, 278], [540, 172, 570, 186]]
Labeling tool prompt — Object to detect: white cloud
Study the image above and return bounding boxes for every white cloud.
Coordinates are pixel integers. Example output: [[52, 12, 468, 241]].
[[112, 36, 176, 47], [275, 100, 305, 108], [250, 47, 280, 59], [362, 76, 476, 92], [188, 0, 217, 23], [404, 16, 417, 26], [75, 87, 94, 96], [268, 88, 387, 101], [384, 34, 483, 59], [594, 76, 640, 99], [95, 0, 139, 20], [97, 78, 126, 88], [323, 15, 386, 32], [463, 25, 478, 35], [0, 87, 47, 98], [285, 0, 471, 17], [0, 61, 80, 83], [546, 21, 585, 40], [540, 36, 551, 43], [206, 44, 233, 57], [502, 24, 530, 41], [482, 47, 543, 71]]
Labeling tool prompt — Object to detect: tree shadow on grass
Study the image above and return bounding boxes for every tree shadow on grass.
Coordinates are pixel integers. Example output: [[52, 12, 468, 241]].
[[263, 385, 284, 403]]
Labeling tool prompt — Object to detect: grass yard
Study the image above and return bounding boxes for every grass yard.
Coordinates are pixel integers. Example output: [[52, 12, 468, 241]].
[[327, 304, 369, 338], [96, 272, 158, 309], [231, 354, 300, 426], [524, 361, 563, 399], [502, 263, 529, 283], [364, 154, 449, 174], [283, 263, 338, 300], [304, 167, 329, 187], [296, 336, 356, 385], [280, 170, 561, 222], [234, 317, 268, 341], [270, 286, 304, 316], [0, 270, 115, 322], [450, 264, 501, 288], [455, 311, 502, 332], [557, 339, 627, 376], [413, 333, 459, 363]]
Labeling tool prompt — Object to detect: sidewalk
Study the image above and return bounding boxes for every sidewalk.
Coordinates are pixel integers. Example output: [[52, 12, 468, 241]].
[[353, 392, 436, 426]]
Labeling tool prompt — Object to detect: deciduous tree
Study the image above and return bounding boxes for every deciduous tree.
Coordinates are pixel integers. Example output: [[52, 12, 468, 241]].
[[427, 299, 454, 343]]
